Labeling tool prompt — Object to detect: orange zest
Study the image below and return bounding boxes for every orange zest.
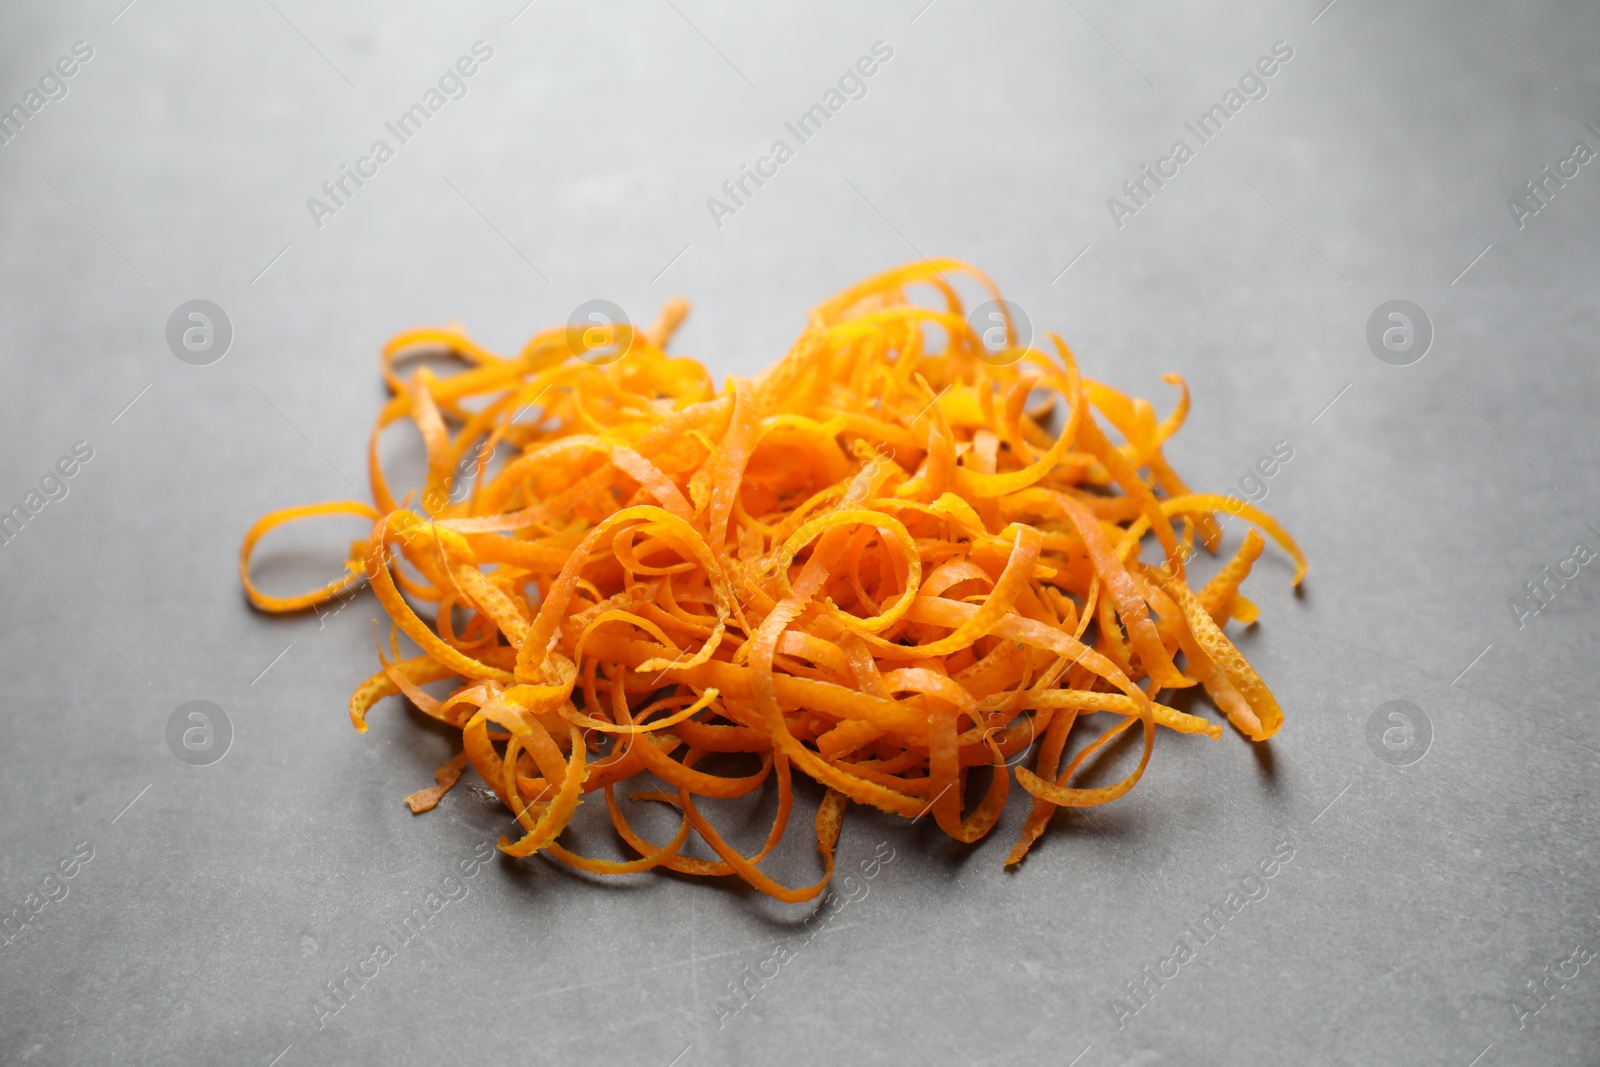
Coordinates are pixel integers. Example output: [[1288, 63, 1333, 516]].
[[240, 259, 1305, 899]]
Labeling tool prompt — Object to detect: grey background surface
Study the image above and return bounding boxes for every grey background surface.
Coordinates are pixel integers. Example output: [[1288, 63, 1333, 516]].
[[1, 1, 1597, 1065]]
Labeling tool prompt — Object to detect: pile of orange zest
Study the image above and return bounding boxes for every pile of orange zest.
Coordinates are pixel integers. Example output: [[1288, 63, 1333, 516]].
[[239, 259, 1306, 901]]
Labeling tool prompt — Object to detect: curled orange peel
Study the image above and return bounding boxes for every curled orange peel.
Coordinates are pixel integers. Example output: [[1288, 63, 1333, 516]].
[[240, 259, 1305, 893]]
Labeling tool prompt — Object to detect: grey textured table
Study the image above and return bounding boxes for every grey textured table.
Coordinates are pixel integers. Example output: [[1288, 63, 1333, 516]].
[[2, 2, 1598, 1065]]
